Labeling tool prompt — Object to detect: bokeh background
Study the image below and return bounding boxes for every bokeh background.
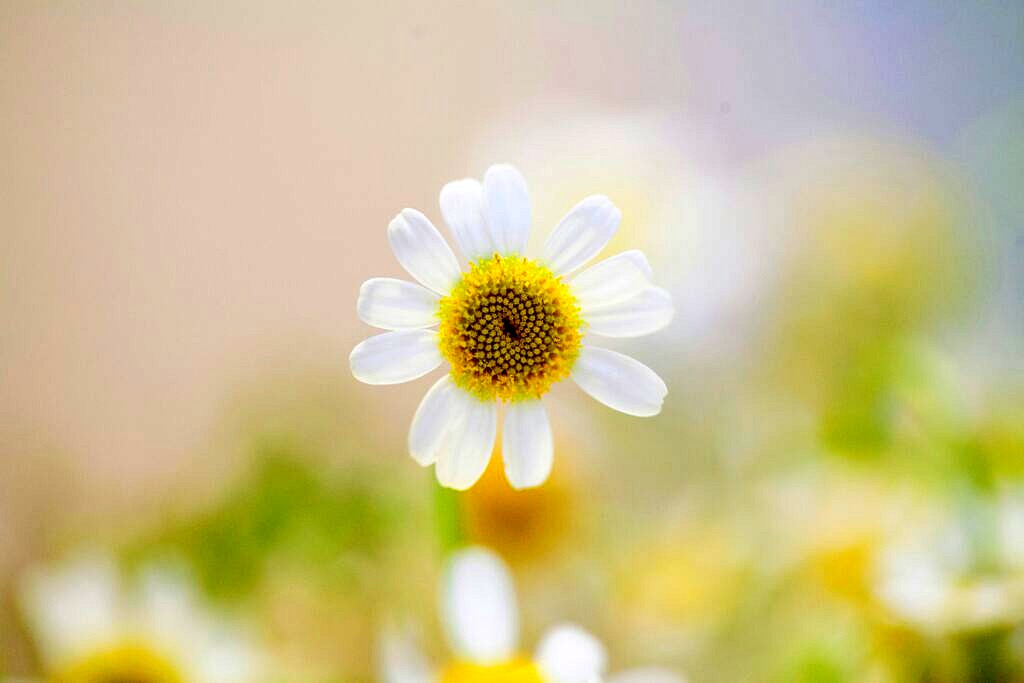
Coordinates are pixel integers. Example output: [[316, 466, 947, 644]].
[[2, 2, 1023, 681]]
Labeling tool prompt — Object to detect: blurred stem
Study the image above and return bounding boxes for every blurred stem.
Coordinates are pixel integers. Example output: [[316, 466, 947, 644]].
[[962, 629, 1014, 683], [433, 480, 466, 554]]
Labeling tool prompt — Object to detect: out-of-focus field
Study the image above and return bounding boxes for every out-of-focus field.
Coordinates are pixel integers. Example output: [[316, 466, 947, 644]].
[[2, 2, 1023, 681]]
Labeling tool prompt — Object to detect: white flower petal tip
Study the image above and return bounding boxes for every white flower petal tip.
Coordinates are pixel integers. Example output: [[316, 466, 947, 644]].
[[380, 627, 434, 683], [502, 400, 554, 489], [387, 209, 462, 294], [408, 375, 460, 466], [195, 632, 263, 683], [440, 178, 495, 261], [536, 624, 608, 683], [608, 668, 688, 683], [434, 392, 498, 490], [571, 250, 654, 309], [543, 196, 621, 275], [357, 278, 440, 330], [572, 347, 668, 417], [443, 547, 518, 664], [349, 330, 442, 385], [19, 553, 121, 665], [584, 286, 674, 338], [484, 164, 531, 255]]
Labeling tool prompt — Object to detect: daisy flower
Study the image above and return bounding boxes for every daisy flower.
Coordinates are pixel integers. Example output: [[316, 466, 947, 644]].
[[381, 546, 685, 683], [350, 164, 672, 490], [19, 552, 265, 683]]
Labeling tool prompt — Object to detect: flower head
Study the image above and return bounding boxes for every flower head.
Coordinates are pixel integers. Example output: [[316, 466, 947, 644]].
[[351, 164, 672, 490], [381, 546, 684, 683], [18, 552, 265, 683]]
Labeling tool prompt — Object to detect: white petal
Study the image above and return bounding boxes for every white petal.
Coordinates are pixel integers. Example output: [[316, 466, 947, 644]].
[[584, 287, 674, 338], [571, 346, 667, 417], [543, 196, 621, 275], [19, 553, 121, 665], [875, 546, 950, 626], [535, 624, 607, 683], [134, 563, 198, 642], [350, 330, 442, 385], [408, 375, 462, 466], [440, 178, 495, 262], [442, 547, 518, 664], [387, 209, 462, 294], [502, 400, 553, 489], [570, 250, 654, 310], [132, 562, 261, 682], [434, 391, 497, 490], [608, 668, 688, 683], [358, 278, 439, 330], [483, 164, 531, 255], [380, 627, 435, 683], [193, 627, 263, 683]]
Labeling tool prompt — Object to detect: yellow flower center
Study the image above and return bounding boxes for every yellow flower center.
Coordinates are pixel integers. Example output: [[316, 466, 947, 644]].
[[441, 659, 545, 683], [438, 254, 582, 402], [50, 643, 183, 683]]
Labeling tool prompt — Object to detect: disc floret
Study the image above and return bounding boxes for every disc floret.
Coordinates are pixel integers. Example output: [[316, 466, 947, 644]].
[[438, 254, 582, 401]]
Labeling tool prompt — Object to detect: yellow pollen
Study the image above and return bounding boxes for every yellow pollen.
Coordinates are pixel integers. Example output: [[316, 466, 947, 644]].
[[438, 254, 582, 401], [440, 659, 545, 683], [50, 642, 183, 683]]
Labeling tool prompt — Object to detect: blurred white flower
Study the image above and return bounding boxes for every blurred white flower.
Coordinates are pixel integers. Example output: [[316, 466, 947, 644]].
[[874, 493, 1024, 634], [351, 163, 672, 491], [19, 552, 265, 683], [381, 546, 684, 683], [469, 104, 770, 353]]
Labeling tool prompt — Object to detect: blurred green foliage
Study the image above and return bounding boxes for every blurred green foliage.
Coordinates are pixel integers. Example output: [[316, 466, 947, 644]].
[[130, 440, 403, 602]]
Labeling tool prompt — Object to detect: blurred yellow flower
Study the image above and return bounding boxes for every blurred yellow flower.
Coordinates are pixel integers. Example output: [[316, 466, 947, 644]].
[[808, 541, 878, 607], [768, 466, 915, 609], [463, 447, 574, 564], [51, 643, 181, 683], [441, 659, 544, 683], [614, 520, 747, 647], [751, 136, 973, 443], [773, 136, 965, 318]]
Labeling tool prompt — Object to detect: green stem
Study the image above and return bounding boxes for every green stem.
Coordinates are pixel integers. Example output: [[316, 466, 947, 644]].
[[433, 479, 467, 554], [962, 628, 1013, 683]]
